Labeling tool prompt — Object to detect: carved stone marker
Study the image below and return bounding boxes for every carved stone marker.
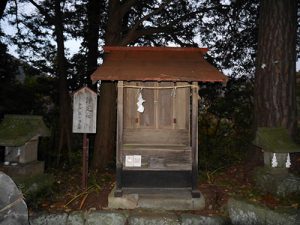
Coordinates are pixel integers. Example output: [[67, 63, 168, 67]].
[[0, 172, 28, 225]]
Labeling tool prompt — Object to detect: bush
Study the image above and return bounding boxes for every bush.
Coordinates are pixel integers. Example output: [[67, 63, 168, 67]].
[[198, 76, 254, 171], [16, 174, 55, 209]]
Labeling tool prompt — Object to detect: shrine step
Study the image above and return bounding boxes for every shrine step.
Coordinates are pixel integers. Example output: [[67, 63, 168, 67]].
[[108, 187, 205, 210]]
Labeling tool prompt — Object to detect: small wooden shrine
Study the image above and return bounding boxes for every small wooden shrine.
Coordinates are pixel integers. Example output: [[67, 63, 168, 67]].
[[91, 46, 227, 198]]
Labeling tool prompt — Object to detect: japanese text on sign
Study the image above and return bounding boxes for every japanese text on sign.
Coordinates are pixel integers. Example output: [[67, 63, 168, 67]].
[[72, 87, 97, 133]]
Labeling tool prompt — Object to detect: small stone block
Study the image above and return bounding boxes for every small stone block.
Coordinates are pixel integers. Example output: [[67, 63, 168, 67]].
[[30, 213, 68, 225], [85, 211, 127, 225], [181, 214, 230, 225], [128, 212, 180, 225], [66, 211, 84, 225], [109, 188, 139, 209]]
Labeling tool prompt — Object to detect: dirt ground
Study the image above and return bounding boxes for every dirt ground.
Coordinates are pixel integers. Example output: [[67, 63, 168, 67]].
[[31, 151, 300, 216]]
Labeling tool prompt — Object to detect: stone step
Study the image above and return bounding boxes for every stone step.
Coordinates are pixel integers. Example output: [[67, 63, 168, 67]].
[[108, 187, 205, 210]]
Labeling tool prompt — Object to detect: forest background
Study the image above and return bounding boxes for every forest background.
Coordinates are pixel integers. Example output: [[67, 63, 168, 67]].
[[0, 0, 299, 173]]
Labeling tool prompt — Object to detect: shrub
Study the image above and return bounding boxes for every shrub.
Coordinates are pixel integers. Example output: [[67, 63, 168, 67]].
[[198, 76, 254, 171], [16, 174, 55, 209]]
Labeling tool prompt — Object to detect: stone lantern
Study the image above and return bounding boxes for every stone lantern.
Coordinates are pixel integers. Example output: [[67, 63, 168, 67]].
[[253, 127, 300, 196], [0, 115, 50, 177], [253, 127, 300, 170]]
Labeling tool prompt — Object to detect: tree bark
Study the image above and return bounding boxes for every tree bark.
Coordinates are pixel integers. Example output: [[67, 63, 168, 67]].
[[86, 0, 103, 77], [54, 0, 72, 163], [254, 0, 297, 135], [91, 0, 123, 171]]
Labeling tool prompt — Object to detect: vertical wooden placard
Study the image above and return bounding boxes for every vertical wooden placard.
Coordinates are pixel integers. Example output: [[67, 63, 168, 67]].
[[73, 87, 97, 134]]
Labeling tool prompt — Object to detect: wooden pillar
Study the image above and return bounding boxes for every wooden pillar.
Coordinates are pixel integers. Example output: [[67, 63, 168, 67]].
[[115, 81, 123, 197], [191, 82, 200, 198]]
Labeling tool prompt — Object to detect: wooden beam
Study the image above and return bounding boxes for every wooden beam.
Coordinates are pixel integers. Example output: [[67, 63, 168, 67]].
[[115, 81, 124, 197], [191, 82, 200, 198]]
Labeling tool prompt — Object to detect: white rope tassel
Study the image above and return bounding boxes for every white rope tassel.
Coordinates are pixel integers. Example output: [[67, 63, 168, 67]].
[[171, 87, 176, 97], [271, 153, 278, 168], [97, 80, 102, 95], [137, 92, 145, 113], [286, 153, 291, 168]]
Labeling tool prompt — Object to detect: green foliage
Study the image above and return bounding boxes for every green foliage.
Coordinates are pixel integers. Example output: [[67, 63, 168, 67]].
[[197, 0, 259, 77], [198, 76, 254, 171], [0, 43, 58, 117], [16, 174, 55, 209]]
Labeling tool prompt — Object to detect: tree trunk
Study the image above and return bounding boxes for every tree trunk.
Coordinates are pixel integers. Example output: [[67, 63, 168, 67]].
[[54, 0, 72, 164], [86, 0, 103, 77], [91, 0, 123, 171], [92, 81, 117, 170], [86, 0, 102, 168], [0, 0, 8, 19], [254, 0, 297, 135]]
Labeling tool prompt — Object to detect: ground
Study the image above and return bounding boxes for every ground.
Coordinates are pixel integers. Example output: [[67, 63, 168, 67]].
[[28, 151, 300, 216]]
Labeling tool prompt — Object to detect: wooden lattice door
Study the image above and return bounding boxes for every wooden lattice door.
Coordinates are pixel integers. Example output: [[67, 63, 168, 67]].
[[123, 81, 190, 146]]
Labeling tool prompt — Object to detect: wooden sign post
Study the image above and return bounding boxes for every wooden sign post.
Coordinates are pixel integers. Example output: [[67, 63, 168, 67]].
[[72, 87, 97, 190]]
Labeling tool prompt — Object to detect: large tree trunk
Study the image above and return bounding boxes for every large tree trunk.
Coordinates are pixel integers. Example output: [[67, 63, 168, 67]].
[[92, 81, 117, 170], [54, 0, 72, 164], [92, 0, 123, 170], [254, 0, 297, 135], [86, 0, 102, 168], [86, 0, 103, 77], [0, 0, 8, 18]]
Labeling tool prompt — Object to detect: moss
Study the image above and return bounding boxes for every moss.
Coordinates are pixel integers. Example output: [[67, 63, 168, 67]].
[[0, 114, 50, 146], [253, 128, 300, 153]]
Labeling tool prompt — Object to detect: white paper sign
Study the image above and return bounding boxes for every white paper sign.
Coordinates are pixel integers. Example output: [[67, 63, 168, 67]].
[[133, 155, 141, 167], [125, 155, 141, 167], [73, 87, 97, 133], [125, 155, 134, 167]]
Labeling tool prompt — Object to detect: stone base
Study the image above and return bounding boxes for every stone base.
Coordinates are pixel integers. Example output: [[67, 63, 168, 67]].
[[1, 161, 44, 178], [108, 186, 205, 210]]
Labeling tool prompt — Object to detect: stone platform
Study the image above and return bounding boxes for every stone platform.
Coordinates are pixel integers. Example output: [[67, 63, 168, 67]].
[[1, 160, 44, 178], [108, 187, 205, 210]]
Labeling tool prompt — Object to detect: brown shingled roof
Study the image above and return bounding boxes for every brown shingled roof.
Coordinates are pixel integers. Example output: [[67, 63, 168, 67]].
[[90, 46, 227, 82]]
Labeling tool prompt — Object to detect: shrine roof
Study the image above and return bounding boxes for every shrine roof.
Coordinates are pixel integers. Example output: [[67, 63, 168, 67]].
[[253, 127, 300, 153], [0, 115, 50, 147], [91, 46, 227, 82]]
